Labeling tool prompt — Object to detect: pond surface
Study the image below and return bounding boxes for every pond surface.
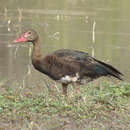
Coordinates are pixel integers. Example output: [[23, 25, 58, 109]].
[[0, 0, 130, 87]]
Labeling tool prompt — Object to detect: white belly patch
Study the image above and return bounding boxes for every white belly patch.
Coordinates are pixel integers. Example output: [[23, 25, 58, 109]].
[[59, 73, 79, 84]]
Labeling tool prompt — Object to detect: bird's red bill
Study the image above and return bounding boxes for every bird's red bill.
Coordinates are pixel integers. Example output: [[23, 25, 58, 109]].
[[14, 34, 27, 43]]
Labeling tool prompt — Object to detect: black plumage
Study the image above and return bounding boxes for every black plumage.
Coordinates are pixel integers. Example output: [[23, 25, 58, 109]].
[[14, 29, 123, 95]]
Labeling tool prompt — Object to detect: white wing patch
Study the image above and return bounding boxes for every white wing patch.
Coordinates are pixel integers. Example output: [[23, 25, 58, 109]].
[[59, 73, 79, 84]]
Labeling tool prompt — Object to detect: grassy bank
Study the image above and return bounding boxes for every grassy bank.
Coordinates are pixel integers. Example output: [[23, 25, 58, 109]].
[[0, 80, 130, 129]]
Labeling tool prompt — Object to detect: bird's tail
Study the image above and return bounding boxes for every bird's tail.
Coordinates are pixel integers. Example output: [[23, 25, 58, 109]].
[[95, 58, 123, 81]]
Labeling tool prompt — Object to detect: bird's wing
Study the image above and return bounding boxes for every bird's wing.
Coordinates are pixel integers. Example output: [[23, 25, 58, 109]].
[[52, 49, 123, 80]]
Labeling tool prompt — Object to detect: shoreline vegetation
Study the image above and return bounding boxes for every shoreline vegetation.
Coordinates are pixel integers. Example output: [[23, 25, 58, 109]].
[[0, 80, 130, 129]]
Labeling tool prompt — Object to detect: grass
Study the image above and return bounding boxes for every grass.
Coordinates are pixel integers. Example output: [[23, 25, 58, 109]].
[[0, 80, 130, 129]]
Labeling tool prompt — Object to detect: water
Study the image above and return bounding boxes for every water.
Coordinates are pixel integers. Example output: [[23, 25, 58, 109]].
[[0, 0, 130, 87]]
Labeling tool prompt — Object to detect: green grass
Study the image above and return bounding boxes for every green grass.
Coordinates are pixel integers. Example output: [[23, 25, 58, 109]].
[[0, 80, 130, 129]]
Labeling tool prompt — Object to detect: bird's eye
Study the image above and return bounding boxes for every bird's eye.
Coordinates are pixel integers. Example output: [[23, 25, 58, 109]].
[[28, 31, 31, 34]]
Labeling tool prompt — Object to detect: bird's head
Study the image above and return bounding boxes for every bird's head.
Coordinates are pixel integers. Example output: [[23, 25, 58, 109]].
[[14, 29, 38, 44]]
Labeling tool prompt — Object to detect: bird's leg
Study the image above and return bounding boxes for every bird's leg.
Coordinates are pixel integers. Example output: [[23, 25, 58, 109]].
[[62, 83, 68, 96], [72, 83, 80, 94]]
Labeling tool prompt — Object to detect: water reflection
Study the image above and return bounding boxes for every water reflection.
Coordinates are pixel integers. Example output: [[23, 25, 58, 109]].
[[0, 1, 130, 88]]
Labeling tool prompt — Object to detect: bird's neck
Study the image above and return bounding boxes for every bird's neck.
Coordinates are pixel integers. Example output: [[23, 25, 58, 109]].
[[32, 38, 42, 60]]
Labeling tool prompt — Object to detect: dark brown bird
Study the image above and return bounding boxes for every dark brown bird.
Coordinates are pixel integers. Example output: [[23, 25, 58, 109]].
[[14, 29, 123, 96]]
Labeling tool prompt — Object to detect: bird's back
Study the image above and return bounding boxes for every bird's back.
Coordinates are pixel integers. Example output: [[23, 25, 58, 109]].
[[53, 49, 89, 61]]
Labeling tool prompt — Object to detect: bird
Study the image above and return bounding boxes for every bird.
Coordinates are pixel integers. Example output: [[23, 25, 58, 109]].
[[14, 29, 123, 96]]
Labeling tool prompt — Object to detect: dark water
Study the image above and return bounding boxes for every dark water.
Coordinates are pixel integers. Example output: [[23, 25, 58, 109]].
[[0, 0, 130, 86]]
